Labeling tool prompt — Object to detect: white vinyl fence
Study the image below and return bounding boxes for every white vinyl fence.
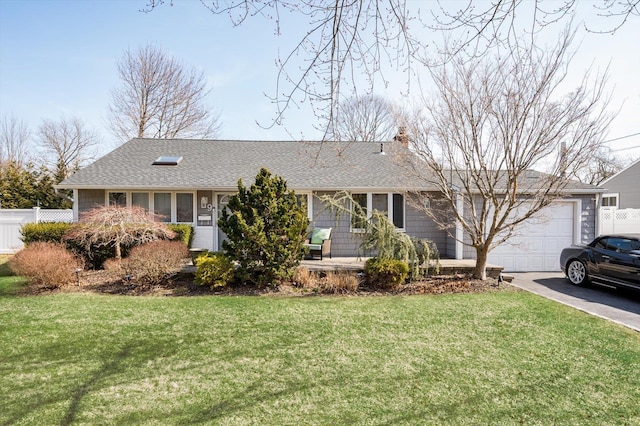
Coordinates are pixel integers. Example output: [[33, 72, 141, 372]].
[[0, 208, 73, 254], [598, 208, 640, 235]]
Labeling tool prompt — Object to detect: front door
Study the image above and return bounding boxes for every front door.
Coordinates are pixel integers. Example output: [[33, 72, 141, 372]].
[[217, 194, 232, 251]]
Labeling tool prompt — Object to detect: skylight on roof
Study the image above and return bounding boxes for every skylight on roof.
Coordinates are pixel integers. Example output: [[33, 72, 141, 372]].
[[152, 156, 183, 166]]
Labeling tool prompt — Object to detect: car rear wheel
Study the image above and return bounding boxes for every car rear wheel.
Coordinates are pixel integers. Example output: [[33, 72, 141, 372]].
[[566, 260, 588, 286]]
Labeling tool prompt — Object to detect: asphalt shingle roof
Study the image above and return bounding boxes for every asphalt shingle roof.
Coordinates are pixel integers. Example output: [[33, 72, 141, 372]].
[[58, 138, 430, 191], [58, 138, 600, 194]]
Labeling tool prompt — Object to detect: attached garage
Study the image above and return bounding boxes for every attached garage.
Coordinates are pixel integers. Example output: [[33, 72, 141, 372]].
[[487, 202, 578, 272]]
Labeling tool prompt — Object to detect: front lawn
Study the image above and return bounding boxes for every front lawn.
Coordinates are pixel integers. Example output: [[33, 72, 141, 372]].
[[1, 290, 639, 425]]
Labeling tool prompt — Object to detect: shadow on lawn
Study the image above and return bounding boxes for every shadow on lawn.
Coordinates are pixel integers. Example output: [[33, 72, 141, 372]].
[[3, 340, 173, 426], [60, 345, 133, 426]]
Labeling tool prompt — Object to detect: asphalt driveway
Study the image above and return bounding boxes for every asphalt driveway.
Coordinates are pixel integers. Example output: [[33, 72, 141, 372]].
[[509, 272, 640, 332]]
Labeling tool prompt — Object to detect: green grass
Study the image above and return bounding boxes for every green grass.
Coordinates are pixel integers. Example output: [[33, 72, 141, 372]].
[[1, 290, 639, 425], [0, 254, 13, 276], [0, 255, 27, 295]]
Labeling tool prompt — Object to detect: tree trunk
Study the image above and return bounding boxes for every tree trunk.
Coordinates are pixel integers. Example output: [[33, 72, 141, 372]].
[[473, 246, 489, 280], [115, 242, 122, 260]]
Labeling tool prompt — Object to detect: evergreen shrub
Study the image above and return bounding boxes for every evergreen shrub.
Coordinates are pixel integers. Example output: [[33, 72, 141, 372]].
[[195, 252, 235, 288], [365, 257, 409, 288], [167, 224, 193, 247], [218, 168, 309, 287], [20, 222, 74, 245]]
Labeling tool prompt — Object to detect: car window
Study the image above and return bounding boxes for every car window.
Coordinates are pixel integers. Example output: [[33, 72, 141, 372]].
[[605, 237, 634, 253], [594, 238, 609, 250]]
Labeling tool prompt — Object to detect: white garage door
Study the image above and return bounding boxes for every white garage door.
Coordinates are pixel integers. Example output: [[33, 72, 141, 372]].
[[488, 202, 575, 272]]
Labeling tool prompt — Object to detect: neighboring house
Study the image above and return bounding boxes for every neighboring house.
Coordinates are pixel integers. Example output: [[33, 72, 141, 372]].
[[597, 159, 640, 235], [598, 159, 640, 209], [57, 138, 601, 271]]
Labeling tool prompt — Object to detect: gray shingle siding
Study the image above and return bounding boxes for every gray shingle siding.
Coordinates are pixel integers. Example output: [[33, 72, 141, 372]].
[[578, 194, 597, 243], [310, 192, 361, 257], [404, 193, 450, 258], [309, 191, 449, 257]]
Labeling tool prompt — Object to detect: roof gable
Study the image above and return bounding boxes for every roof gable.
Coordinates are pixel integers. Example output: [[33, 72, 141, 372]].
[[599, 158, 640, 188]]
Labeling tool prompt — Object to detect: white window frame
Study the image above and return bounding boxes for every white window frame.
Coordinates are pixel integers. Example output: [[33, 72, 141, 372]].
[[350, 193, 370, 233], [296, 192, 314, 222], [350, 192, 405, 233], [103, 190, 197, 224], [175, 192, 195, 224], [601, 193, 619, 209]]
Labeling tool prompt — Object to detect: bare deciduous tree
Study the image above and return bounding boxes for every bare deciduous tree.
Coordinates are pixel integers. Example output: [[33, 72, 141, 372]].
[[401, 29, 612, 280], [0, 113, 32, 167], [142, 1, 636, 132], [108, 44, 222, 144], [431, 0, 640, 58], [38, 116, 99, 182], [327, 95, 405, 142], [143, 1, 416, 135], [573, 147, 625, 185]]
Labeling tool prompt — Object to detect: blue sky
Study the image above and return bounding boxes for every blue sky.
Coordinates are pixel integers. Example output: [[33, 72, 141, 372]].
[[1, 0, 639, 161]]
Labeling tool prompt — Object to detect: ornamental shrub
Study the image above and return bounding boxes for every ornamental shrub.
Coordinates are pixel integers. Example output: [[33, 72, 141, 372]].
[[20, 222, 74, 245], [120, 240, 189, 285], [218, 168, 309, 287], [195, 252, 235, 288], [365, 257, 409, 288], [64, 205, 176, 269], [8, 242, 82, 289]]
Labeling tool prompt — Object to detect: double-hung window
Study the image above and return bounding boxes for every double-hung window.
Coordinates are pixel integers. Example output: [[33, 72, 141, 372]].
[[351, 193, 405, 232]]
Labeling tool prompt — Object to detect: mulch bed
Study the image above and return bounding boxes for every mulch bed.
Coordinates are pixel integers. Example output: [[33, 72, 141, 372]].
[[19, 269, 516, 297]]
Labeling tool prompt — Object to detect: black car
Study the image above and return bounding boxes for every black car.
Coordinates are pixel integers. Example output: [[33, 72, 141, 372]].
[[560, 235, 640, 291]]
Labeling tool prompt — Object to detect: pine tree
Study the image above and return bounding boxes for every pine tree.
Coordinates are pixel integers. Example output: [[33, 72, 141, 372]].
[[218, 168, 309, 287]]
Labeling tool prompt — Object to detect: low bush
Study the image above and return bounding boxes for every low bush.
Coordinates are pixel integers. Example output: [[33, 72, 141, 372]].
[[167, 224, 193, 247], [8, 242, 82, 289], [323, 271, 360, 293], [20, 222, 74, 245], [293, 267, 360, 294], [365, 257, 409, 288], [195, 252, 235, 289], [121, 240, 189, 285]]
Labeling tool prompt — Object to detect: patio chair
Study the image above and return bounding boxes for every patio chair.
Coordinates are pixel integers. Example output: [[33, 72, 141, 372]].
[[304, 227, 332, 260]]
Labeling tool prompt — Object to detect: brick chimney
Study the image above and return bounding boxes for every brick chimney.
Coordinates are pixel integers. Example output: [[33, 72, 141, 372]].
[[393, 126, 409, 148]]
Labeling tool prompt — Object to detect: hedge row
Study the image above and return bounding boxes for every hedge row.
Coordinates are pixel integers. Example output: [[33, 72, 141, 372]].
[[21, 222, 193, 248]]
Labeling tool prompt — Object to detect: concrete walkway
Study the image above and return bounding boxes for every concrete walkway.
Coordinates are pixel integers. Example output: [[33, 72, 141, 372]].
[[510, 272, 640, 332]]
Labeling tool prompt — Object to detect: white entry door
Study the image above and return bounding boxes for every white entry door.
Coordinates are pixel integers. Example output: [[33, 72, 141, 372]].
[[217, 194, 232, 251], [488, 202, 575, 272]]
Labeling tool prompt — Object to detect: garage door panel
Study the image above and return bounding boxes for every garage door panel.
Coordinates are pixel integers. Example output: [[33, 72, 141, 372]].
[[488, 202, 575, 272]]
